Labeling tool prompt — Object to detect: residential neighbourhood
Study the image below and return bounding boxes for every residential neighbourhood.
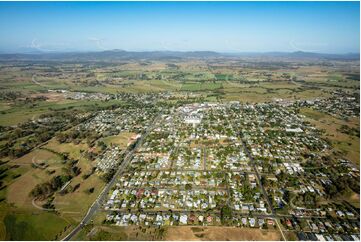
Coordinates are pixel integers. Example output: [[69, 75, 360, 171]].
[[0, 2, 359, 240], [99, 101, 360, 240]]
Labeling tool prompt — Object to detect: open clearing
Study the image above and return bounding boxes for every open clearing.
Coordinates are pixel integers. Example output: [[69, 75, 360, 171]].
[[164, 226, 281, 241], [0, 202, 69, 241], [7, 149, 64, 208], [300, 108, 360, 165], [101, 131, 136, 149], [3, 208, 68, 240]]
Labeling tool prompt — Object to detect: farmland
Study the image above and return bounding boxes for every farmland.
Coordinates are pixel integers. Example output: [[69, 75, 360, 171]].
[[0, 54, 359, 241]]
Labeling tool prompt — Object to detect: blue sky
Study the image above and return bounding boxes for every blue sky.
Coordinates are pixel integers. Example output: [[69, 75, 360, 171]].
[[0, 1, 359, 53]]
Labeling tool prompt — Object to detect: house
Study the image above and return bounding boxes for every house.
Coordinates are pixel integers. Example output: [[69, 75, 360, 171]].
[[242, 217, 247, 226], [139, 214, 146, 221], [130, 214, 138, 223], [242, 205, 249, 212], [286, 219, 292, 228], [180, 214, 188, 225], [249, 218, 256, 227], [188, 214, 196, 223], [258, 219, 265, 227], [351, 235, 360, 241], [336, 210, 345, 217], [267, 219, 274, 226], [315, 234, 325, 241]]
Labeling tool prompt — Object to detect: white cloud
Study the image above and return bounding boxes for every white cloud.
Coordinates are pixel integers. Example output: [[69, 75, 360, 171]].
[[88, 37, 106, 50]]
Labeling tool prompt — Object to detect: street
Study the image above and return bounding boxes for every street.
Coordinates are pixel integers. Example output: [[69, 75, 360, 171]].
[[62, 112, 163, 241]]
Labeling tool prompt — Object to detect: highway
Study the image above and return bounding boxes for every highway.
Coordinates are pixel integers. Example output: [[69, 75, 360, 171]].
[[62, 112, 163, 241]]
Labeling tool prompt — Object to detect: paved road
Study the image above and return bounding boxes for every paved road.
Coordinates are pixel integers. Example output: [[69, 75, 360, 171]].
[[202, 147, 207, 171], [240, 133, 287, 241], [62, 113, 163, 241], [101, 207, 331, 220]]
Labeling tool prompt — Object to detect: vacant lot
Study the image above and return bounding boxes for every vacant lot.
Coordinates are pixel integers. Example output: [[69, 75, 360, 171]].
[[164, 226, 281, 241], [74, 225, 280, 241], [74, 225, 155, 241]]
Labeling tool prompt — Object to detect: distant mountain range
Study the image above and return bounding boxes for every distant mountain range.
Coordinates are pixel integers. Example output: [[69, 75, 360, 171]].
[[228, 51, 360, 59], [0, 50, 359, 61]]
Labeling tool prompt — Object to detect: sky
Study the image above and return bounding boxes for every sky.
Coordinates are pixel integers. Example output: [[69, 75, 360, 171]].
[[0, 1, 359, 54]]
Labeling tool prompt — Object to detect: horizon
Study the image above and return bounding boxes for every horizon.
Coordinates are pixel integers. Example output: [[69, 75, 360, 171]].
[[0, 1, 359, 54], [1, 49, 360, 55], [0, 2, 360, 240]]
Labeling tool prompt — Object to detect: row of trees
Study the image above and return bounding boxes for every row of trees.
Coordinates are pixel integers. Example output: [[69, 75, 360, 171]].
[[55, 128, 100, 146]]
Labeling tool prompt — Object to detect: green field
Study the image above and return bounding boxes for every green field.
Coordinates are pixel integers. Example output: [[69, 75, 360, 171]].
[[180, 82, 223, 91], [3, 211, 68, 240]]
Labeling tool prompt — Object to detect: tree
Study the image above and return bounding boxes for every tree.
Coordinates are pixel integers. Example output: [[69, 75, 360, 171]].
[[220, 204, 232, 224], [97, 140, 107, 150], [101, 168, 116, 183], [56, 132, 68, 143]]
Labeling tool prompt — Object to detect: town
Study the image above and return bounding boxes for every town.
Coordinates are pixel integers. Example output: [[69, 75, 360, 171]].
[[97, 101, 360, 241], [0, 1, 359, 241], [0, 21, 359, 241]]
